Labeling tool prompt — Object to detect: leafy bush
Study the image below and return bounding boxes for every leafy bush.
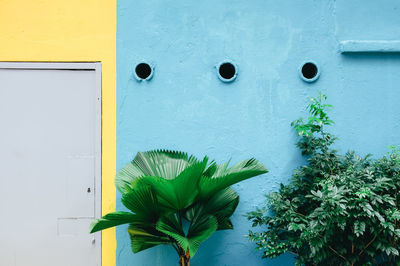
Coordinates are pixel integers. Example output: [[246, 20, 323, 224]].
[[246, 94, 400, 265], [90, 150, 267, 266]]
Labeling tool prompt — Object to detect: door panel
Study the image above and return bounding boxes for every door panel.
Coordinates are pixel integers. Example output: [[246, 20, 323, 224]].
[[0, 63, 101, 266]]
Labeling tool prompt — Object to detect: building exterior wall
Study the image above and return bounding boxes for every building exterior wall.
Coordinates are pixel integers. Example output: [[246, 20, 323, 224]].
[[1, 0, 400, 265], [0, 1, 117, 265], [117, 0, 400, 265]]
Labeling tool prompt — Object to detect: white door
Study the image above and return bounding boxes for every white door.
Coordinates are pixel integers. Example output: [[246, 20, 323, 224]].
[[0, 62, 101, 266]]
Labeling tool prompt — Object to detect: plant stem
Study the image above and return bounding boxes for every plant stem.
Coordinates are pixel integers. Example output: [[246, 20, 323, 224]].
[[171, 242, 179, 253], [178, 245, 190, 266], [358, 233, 379, 256], [328, 245, 349, 264]]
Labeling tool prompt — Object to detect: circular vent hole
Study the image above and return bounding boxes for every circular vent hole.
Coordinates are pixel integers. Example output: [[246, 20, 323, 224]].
[[135, 63, 153, 80], [217, 62, 237, 82], [299, 61, 320, 82]]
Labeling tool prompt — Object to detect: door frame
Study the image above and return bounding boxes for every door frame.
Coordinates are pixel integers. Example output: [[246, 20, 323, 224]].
[[0, 62, 102, 265]]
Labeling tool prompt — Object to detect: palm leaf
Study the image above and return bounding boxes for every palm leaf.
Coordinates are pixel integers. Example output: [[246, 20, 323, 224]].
[[156, 213, 188, 250], [130, 235, 172, 253], [186, 215, 218, 257], [216, 218, 233, 230], [115, 162, 145, 194], [128, 224, 172, 253], [156, 213, 218, 258], [206, 187, 239, 222], [198, 158, 268, 198], [202, 160, 218, 177], [185, 188, 239, 230], [115, 150, 201, 193], [136, 158, 208, 210], [203, 160, 230, 177], [89, 211, 136, 233], [121, 185, 160, 222]]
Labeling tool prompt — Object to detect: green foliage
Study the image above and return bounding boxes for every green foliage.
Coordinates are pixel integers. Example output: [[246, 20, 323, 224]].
[[91, 150, 267, 262], [247, 93, 400, 265]]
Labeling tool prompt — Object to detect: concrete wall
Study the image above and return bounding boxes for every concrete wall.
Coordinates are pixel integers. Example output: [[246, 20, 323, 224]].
[[116, 0, 400, 265]]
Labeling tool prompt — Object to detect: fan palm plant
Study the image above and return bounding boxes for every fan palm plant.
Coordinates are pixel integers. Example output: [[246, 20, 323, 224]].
[[90, 150, 267, 266]]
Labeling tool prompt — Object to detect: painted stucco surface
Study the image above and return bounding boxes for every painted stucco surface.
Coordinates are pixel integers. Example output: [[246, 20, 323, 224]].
[[117, 0, 400, 265]]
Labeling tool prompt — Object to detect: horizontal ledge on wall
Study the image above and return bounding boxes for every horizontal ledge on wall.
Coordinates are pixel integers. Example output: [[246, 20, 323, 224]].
[[339, 40, 400, 53], [0, 62, 100, 70]]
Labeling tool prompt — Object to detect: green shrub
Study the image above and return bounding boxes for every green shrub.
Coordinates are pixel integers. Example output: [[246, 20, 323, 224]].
[[246, 93, 400, 265]]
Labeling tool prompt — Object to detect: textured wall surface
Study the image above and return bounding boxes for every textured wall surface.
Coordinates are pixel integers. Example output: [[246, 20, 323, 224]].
[[117, 0, 400, 265]]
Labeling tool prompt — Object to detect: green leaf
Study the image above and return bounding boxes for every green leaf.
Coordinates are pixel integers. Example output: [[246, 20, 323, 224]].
[[215, 218, 233, 230], [156, 213, 188, 250], [128, 223, 172, 253], [186, 215, 218, 257], [131, 150, 201, 180], [121, 185, 160, 222], [115, 162, 146, 194], [156, 213, 218, 258], [89, 211, 137, 233], [115, 150, 201, 193], [198, 158, 268, 198], [205, 187, 239, 222], [136, 158, 208, 210], [203, 160, 218, 177], [130, 234, 172, 253], [185, 187, 239, 230], [354, 221, 366, 237]]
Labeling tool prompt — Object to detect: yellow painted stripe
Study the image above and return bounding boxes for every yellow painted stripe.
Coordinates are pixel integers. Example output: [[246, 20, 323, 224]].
[[0, 1, 117, 265]]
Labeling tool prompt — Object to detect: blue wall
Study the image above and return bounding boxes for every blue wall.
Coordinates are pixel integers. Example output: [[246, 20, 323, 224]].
[[116, 1, 400, 265]]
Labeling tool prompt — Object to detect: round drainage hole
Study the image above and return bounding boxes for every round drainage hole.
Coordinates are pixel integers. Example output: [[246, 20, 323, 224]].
[[135, 63, 152, 80], [219, 62, 237, 81], [301, 62, 318, 80]]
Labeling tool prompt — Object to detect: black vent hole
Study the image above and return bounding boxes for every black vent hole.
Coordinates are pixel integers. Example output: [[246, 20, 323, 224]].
[[301, 62, 318, 80], [219, 62, 236, 80], [135, 63, 152, 80]]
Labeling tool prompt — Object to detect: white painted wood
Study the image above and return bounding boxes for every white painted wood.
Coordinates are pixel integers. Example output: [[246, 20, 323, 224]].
[[0, 63, 101, 266]]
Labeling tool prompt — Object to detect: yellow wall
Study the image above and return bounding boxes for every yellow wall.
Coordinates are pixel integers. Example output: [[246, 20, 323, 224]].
[[0, 0, 116, 265]]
